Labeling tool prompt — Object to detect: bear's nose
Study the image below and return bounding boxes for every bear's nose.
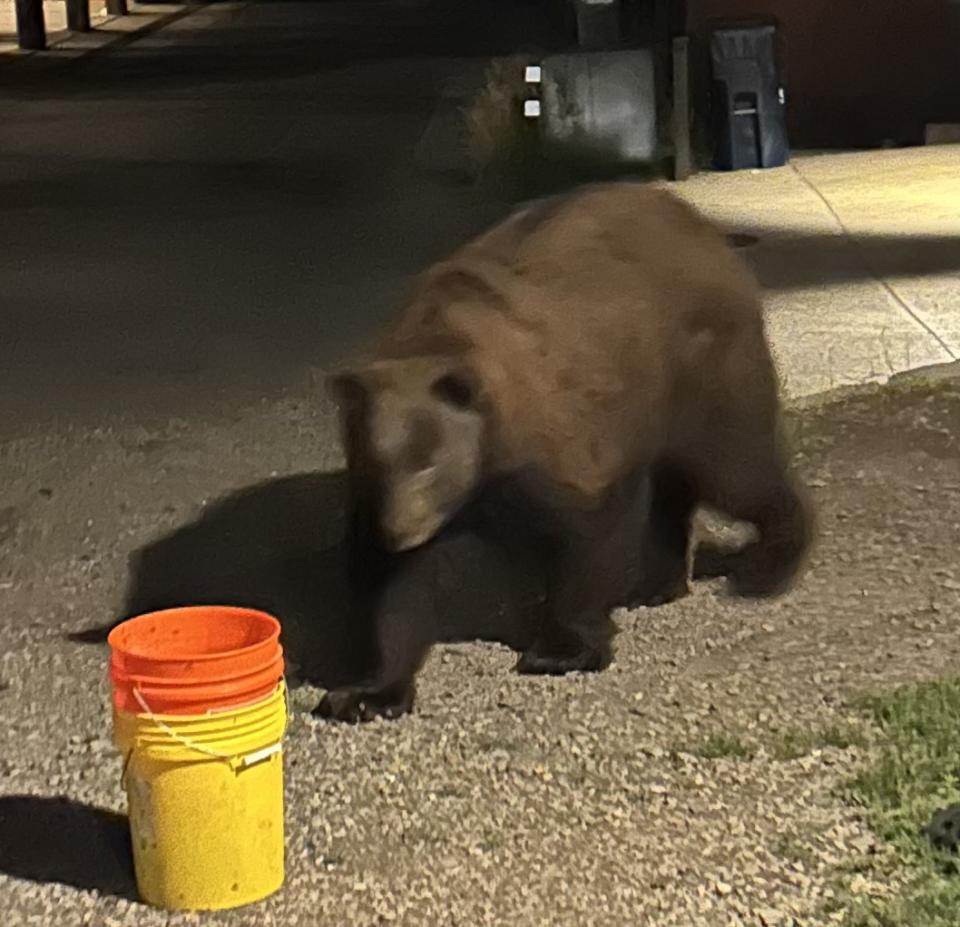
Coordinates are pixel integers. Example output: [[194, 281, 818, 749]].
[[383, 526, 425, 553], [380, 523, 405, 551]]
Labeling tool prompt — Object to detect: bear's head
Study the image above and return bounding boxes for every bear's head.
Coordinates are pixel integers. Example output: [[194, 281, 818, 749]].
[[330, 356, 486, 552]]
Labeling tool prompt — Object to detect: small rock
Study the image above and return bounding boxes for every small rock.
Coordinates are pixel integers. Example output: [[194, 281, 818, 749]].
[[924, 803, 960, 851], [757, 908, 785, 926]]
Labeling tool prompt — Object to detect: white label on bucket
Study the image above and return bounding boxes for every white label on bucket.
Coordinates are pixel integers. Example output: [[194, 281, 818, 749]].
[[524, 100, 541, 118], [241, 742, 282, 769], [524, 65, 542, 84]]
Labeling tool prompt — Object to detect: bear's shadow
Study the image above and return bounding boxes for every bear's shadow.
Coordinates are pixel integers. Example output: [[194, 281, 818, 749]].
[[73, 471, 540, 689]]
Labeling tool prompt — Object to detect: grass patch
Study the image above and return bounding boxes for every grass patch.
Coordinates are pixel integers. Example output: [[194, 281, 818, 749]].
[[476, 734, 523, 754], [681, 732, 756, 761], [461, 55, 539, 189], [772, 723, 870, 761], [829, 677, 960, 925]]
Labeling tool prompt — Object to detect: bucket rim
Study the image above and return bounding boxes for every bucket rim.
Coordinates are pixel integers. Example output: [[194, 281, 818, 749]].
[[114, 680, 288, 724], [110, 650, 285, 689], [112, 687, 281, 716], [107, 605, 281, 664]]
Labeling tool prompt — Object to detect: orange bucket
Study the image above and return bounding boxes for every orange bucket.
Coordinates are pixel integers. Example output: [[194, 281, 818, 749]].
[[108, 606, 284, 715]]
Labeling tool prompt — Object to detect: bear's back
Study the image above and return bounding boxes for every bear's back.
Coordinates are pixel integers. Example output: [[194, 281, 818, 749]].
[[374, 183, 768, 502], [462, 182, 755, 324]]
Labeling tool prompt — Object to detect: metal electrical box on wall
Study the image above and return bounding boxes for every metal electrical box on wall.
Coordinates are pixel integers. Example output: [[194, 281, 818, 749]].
[[538, 49, 658, 165]]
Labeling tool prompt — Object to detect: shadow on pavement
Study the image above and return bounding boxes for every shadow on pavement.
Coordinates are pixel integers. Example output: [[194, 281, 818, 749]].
[[726, 229, 960, 293], [70, 471, 541, 689], [0, 795, 136, 899]]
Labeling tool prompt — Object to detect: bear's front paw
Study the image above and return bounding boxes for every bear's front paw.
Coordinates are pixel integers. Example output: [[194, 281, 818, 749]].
[[517, 640, 611, 676], [313, 685, 415, 724]]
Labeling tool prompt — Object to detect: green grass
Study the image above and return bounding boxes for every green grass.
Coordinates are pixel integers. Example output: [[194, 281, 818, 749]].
[[829, 677, 960, 925], [681, 723, 867, 764], [476, 734, 523, 754], [681, 732, 756, 761], [772, 723, 870, 761]]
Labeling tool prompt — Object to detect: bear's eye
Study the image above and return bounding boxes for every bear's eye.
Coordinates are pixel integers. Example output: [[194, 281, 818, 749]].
[[430, 372, 474, 410]]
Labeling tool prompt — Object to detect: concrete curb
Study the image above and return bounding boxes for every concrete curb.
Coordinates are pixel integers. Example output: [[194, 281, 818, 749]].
[[788, 360, 960, 413], [76, 2, 203, 59], [887, 359, 960, 387]]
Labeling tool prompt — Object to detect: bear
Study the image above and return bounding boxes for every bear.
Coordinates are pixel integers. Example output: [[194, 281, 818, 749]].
[[316, 457, 675, 722], [316, 181, 812, 723]]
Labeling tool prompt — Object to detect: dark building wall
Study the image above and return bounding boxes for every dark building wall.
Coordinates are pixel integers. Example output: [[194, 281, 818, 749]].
[[685, 0, 960, 148]]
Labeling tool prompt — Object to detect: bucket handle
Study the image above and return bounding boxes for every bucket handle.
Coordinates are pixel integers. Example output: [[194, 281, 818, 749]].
[[127, 684, 289, 772], [120, 748, 133, 791]]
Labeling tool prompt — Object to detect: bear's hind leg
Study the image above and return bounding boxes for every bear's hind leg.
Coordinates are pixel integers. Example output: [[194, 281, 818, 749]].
[[516, 496, 626, 676], [516, 551, 617, 677], [625, 462, 697, 608], [693, 447, 811, 598]]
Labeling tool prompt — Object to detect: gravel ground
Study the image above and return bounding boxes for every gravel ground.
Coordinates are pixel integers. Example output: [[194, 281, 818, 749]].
[[2, 374, 960, 926]]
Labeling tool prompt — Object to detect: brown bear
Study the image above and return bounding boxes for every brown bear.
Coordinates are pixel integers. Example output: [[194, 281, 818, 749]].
[[316, 181, 811, 723]]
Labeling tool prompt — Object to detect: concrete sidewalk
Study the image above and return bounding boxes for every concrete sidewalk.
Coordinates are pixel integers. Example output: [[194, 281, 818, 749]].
[[676, 146, 960, 398], [0, 0, 194, 58]]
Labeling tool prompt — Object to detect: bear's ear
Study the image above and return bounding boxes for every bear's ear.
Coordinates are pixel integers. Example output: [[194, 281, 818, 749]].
[[429, 366, 481, 411]]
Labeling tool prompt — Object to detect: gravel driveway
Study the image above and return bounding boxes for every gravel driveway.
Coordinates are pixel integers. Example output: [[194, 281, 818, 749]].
[[1, 374, 959, 926]]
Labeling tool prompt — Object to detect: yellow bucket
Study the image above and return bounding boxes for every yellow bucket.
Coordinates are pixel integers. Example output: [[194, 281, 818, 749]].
[[113, 682, 288, 911]]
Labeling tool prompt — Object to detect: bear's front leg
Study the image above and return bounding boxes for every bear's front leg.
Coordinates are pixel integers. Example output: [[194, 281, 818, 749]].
[[516, 506, 621, 677], [314, 545, 439, 724], [314, 681, 417, 724]]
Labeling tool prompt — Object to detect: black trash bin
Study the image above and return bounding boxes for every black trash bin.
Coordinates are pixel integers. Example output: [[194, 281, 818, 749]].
[[709, 21, 788, 171]]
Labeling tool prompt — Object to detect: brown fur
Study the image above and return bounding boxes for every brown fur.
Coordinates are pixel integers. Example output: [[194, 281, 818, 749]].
[[318, 182, 812, 723], [371, 183, 778, 504]]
